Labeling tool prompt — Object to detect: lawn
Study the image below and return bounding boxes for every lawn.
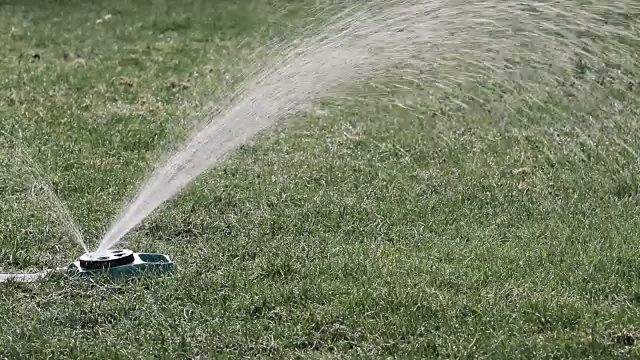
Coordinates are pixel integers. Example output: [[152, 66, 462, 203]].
[[1, 0, 640, 358]]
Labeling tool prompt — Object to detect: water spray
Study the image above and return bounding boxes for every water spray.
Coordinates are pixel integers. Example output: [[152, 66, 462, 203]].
[[0, 249, 174, 283], [2, 0, 637, 282]]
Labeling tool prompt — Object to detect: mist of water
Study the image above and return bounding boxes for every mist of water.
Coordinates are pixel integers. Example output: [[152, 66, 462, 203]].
[[97, 0, 638, 251], [18, 150, 89, 254]]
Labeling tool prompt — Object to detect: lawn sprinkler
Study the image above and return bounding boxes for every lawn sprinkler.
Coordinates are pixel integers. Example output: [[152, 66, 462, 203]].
[[68, 249, 174, 279], [0, 249, 174, 283]]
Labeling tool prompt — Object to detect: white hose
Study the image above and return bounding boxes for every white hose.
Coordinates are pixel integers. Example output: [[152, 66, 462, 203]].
[[0, 268, 66, 283]]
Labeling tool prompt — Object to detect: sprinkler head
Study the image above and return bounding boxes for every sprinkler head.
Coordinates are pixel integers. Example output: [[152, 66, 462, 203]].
[[79, 249, 135, 270]]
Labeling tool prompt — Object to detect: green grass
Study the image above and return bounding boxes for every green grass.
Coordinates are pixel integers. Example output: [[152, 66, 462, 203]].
[[1, 0, 640, 358]]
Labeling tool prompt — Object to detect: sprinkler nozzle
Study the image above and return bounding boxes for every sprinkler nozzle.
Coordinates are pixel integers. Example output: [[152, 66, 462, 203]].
[[79, 249, 135, 270]]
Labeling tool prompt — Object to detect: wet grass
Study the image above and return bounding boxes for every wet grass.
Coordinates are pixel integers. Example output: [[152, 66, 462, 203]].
[[1, 0, 640, 358]]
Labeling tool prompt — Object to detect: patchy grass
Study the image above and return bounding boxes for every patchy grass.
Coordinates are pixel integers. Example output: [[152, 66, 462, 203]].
[[1, 0, 640, 358]]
